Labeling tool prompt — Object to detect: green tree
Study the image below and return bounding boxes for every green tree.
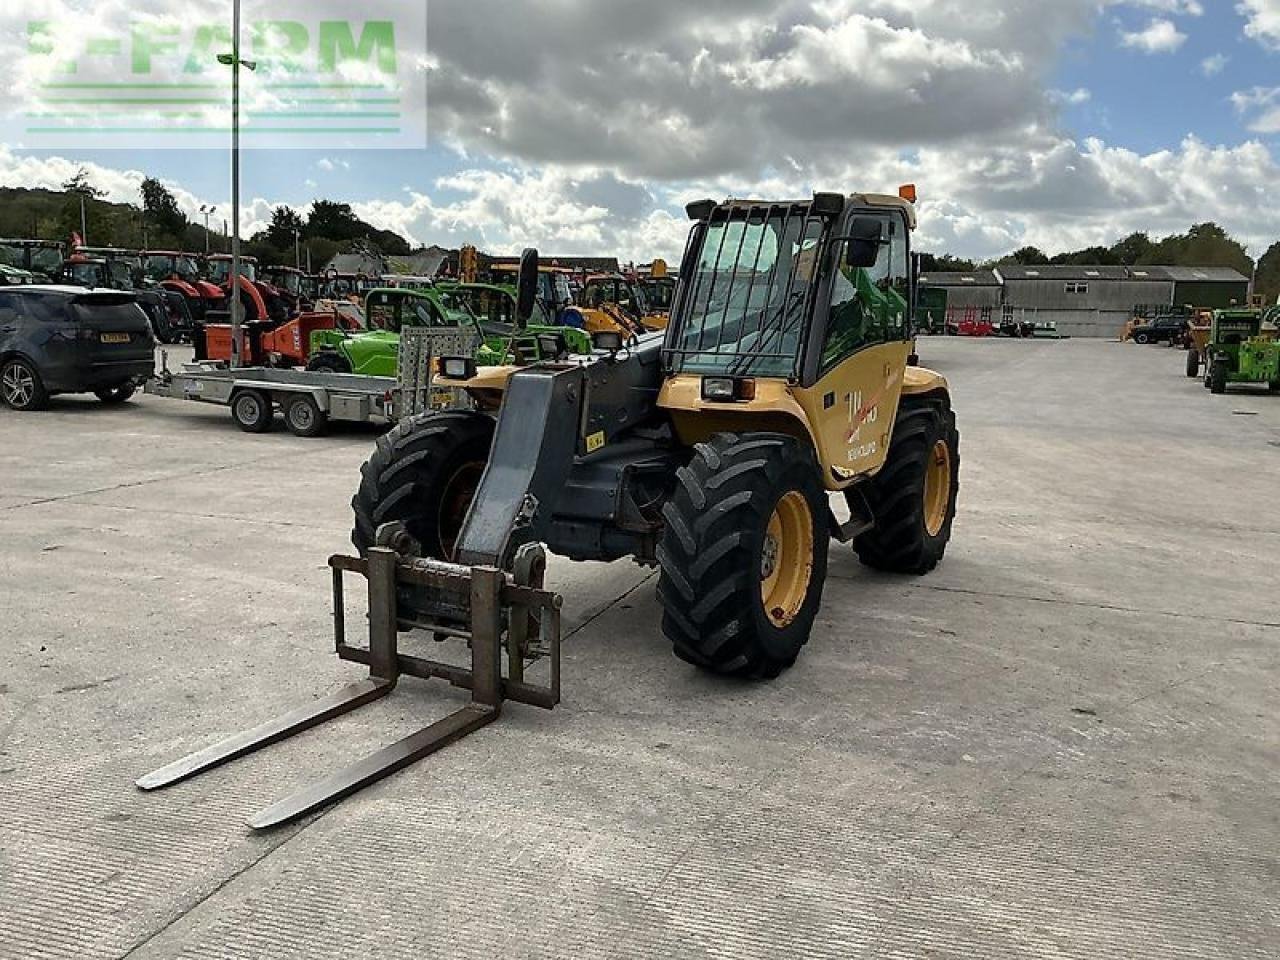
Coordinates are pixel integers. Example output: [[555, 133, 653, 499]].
[[260, 205, 305, 250], [58, 168, 109, 243], [306, 200, 363, 241], [1051, 245, 1119, 266], [140, 177, 188, 242], [1254, 242, 1280, 305], [999, 246, 1050, 266], [1142, 222, 1252, 274], [1110, 232, 1153, 265], [919, 253, 977, 273]]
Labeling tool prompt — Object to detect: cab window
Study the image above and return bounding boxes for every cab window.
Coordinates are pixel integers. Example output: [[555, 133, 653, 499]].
[[820, 212, 910, 372]]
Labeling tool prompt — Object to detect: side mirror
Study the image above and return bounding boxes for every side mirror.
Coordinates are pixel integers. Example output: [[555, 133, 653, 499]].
[[845, 217, 883, 269], [516, 248, 539, 329]]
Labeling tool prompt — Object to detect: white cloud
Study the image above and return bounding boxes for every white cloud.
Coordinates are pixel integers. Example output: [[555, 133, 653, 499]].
[[1238, 0, 1280, 49], [1049, 88, 1093, 105], [1201, 54, 1229, 76], [1122, 0, 1203, 14], [1231, 86, 1280, 134], [1120, 18, 1188, 53]]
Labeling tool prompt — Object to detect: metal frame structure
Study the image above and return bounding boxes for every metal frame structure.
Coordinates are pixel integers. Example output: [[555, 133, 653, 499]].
[[137, 542, 561, 830]]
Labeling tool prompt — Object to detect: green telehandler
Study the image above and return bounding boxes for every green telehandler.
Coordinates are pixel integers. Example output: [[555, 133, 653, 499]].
[[1191, 308, 1280, 395], [306, 285, 593, 376]]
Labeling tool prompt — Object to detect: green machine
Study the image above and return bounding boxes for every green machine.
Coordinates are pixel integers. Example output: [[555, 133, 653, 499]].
[[1193, 308, 1280, 395], [307, 286, 592, 376], [914, 286, 948, 335]]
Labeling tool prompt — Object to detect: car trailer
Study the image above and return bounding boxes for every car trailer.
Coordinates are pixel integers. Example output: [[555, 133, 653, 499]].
[[144, 327, 475, 436], [145, 361, 399, 436]]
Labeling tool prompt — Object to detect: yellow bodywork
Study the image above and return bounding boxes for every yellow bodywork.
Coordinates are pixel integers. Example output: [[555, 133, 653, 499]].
[[658, 349, 948, 492], [578, 304, 669, 334], [441, 350, 949, 491]]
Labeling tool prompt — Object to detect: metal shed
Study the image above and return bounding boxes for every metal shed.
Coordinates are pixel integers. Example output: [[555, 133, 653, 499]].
[[994, 265, 1173, 339], [1152, 266, 1250, 311], [918, 270, 1003, 311]]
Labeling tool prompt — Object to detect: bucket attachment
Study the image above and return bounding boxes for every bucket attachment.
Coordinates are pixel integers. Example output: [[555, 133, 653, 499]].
[[137, 544, 561, 830]]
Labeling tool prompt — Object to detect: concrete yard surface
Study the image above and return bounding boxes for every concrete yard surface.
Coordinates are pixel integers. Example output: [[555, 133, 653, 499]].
[[1, 338, 1278, 959]]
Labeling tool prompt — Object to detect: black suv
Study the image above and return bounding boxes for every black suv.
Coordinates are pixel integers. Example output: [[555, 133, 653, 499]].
[[1130, 315, 1188, 345], [0, 286, 155, 411]]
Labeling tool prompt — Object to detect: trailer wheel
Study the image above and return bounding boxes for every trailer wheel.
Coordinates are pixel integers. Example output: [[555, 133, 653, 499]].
[[352, 411, 496, 560], [1210, 359, 1228, 395], [853, 400, 959, 575], [1186, 350, 1200, 378], [657, 433, 829, 680], [95, 383, 137, 405], [284, 394, 327, 438], [230, 389, 274, 433], [1, 357, 49, 411]]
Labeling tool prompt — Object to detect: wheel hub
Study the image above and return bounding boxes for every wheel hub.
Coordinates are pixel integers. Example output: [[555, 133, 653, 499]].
[[760, 491, 815, 629], [923, 439, 952, 537], [3, 366, 33, 406]]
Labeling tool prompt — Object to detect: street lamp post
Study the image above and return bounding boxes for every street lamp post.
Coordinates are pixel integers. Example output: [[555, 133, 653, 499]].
[[200, 205, 217, 255], [219, 1, 256, 368], [294, 228, 301, 270]]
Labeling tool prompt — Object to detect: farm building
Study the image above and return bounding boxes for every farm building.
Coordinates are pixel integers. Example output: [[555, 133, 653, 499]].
[[995, 265, 1173, 338], [917, 264, 1251, 338], [1154, 266, 1251, 311], [917, 270, 1002, 312]]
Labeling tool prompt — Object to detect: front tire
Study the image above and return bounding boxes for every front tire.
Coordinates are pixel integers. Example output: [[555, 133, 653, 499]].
[[853, 401, 959, 574], [1, 358, 49, 411], [95, 383, 137, 405], [656, 433, 830, 680], [1186, 350, 1200, 378], [1210, 359, 1228, 395], [352, 411, 496, 559], [1135, 333, 1150, 344]]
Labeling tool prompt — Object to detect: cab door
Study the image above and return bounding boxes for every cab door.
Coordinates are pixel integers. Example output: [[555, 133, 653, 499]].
[[792, 212, 913, 487]]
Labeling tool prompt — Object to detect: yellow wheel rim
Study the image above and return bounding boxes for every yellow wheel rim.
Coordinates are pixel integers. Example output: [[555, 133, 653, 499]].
[[923, 439, 952, 537], [760, 491, 814, 629]]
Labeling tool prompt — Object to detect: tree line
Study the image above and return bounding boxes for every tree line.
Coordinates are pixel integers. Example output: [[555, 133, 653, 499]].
[[920, 222, 1280, 303], [0, 167, 414, 271]]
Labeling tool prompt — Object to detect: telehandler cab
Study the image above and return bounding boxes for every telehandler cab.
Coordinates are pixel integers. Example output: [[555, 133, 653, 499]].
[[139, 190, 960, 829]]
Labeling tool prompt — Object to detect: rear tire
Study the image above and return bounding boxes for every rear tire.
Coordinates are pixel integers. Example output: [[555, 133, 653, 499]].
[[1210, 359, 1228, 395], [230, 389, 274, 433], [95, 383, 136, 405], [656, 433, 829, 680], [1186, 350, 1200, 379], [307, 351, 352, 375], [352, 411, 496, 559], [1, 358, 49, 411], [283, 394, 327, 438], [853, 401, 959, 574]]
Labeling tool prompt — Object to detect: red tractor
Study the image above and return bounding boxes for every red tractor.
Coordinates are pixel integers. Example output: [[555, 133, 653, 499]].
[[205, 255, 293, 324], [141, 251, 225, 324]]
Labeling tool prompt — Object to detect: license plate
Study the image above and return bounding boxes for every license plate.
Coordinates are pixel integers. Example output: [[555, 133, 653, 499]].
[[100, 333, 131, 344]]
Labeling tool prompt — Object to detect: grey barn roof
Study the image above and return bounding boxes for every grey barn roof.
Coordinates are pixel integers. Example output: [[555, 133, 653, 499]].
[[919, 270, 1000, 287], [1145, 266, 1249, 283], [995, 265, 1132, 281]]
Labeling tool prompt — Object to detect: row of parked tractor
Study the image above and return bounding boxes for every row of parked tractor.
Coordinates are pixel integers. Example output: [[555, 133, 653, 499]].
[[0, 234, 681, 423], [1125, 304, 1280, 395]]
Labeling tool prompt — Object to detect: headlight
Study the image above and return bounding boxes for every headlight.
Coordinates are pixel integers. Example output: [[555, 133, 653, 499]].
[[441, 356, 476, 380], [701, 377, 756, 402]]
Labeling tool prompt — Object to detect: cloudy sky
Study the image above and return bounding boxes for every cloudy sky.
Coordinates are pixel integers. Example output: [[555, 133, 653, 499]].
[[3, 1, 1280, 262]]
